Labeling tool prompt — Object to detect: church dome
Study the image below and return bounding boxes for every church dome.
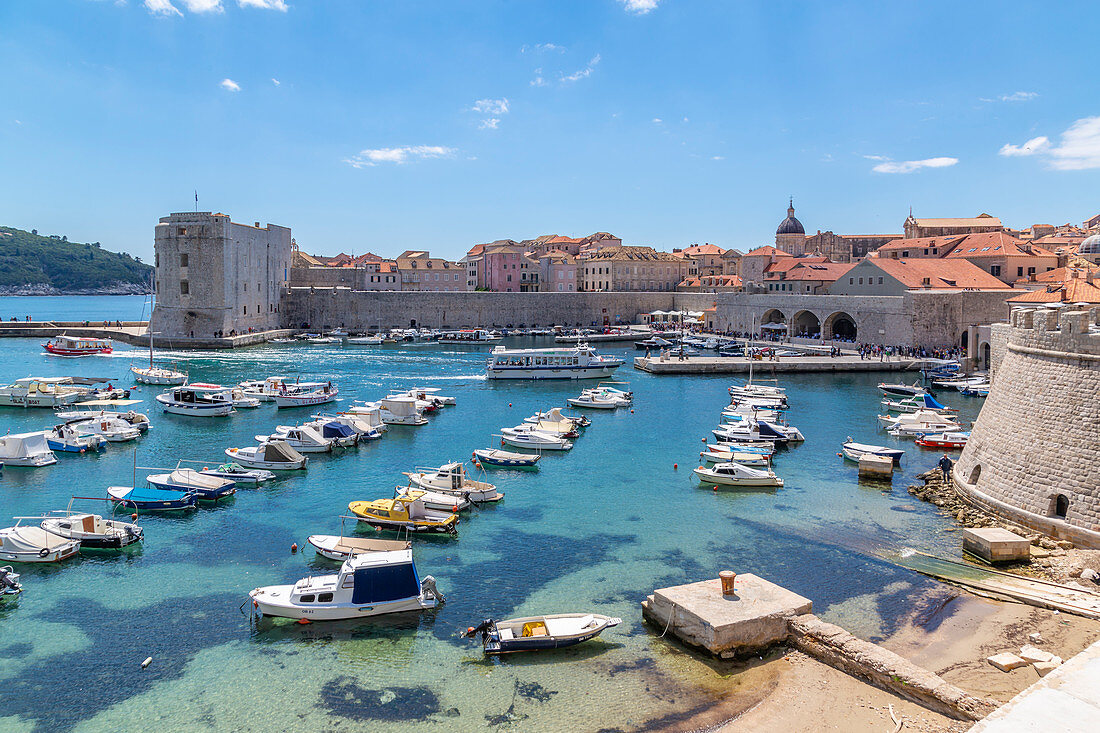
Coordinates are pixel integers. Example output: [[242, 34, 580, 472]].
[[1081, 233, 1100, 255], [777, 199, 804, 236]]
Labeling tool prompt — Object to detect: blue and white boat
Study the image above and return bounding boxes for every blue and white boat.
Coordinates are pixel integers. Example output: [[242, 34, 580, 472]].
[[46, 423, 107, 453], [840, 438, 905, 464], [155, 386, 234, 417], [107, 485, 197, 511], [472, 448, 541, 469], [464, 613, 620, 655], [146, 468, 236, 501]]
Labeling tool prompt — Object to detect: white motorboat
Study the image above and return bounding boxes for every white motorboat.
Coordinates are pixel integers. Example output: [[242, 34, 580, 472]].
[[877, 409, 961, 431], [197, 385, 260, 409], [566, 392, 621, 409], [71, 416, 141, 442], [520, 409, 582, 437], [395, 486, 471, 512], [300, 418, 360, 447], [273, 382, 338, 408], [346, 335, 384, 345], [591, 382, 633, 403], [499, 429, 572, 451], [728, 381, 787, 401], [0, 432, 57, 467], [39, 509, 143, 549], [403, 462, 504, 502], [410, 387, 455, 405], [699, 448, 771, 466], [705, 442, 774, 456], [352, 397, 427, 426], [385, 389, 442, 414], [255, 425, 333, 453], [888, 419, 963, 437], [327, 328, 349, 338], [312, 412, 384, 439], [693, 462, 783, 488], [878, 381, 928, 398], [307, 336, 340, 344], [56, 404, 151, 432], [307, 533, 409, 562], [720, 408, 781, 424], [714, 420, 804, 444], [840, 439, 905, 463], [0, 377, 88, 408], [0, 565, 21, 598], [238, 376, 291, 402], [156, 385, 234, 416], [225, 441, 309, 470], [464, 613, 621, 654], [881, 394, 955, 414], [440, 329, 502, 345], [486, 344, 622, 380], [197, 462, 275, 483], [505, 420, 577, 441], [46, 423, 107, 453], [249, 549, 443, 621], [0, 521, 80, 562], [146, 468, 237, 501], [131, 328, 187, 385], [727, 394, 788, 410], [523, 407, 589, 430]]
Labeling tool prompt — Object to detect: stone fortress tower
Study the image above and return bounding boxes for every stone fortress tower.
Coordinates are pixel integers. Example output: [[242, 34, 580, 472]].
[[953, 305, 1100, 547], [775, 198, 806, 255], [149, 212, 292, 339]]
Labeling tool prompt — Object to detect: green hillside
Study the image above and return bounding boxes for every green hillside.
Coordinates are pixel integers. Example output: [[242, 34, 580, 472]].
[[0, 225, 152, 292]]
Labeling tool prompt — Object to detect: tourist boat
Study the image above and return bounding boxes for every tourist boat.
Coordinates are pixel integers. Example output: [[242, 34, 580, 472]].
[[499, 429, 573, 451], [307, 532, 409, 562], [403, 462, 504, 503], [0, 566, 21, 599], [472, 448, 541, 469], [346, 335, 384, 345], [156, 385, 234, 416], [42, 334, 112, 357], [311, 412, 384, 439], [348, 491, 459, 533], [225, 441, 309, 470], [39, 508, 143, 549], [881, 394, 955, 414], [877, 381, 928, 398], [0, 521, 81, 563], [107, 485, 198, 512], [395, 486, 471, 512], [146, 468, 237, 501], [840, 439, 906, 463], [693, 462, 784, 488], [46, 423, 107, 453], [300, 418, 359, 447], [255, 425, 333, 453], [914, 431, 971, 449], [0, 432, 57, 467], [198, 462, 275, 483], [353, 397, 426, 426], [699, 448, 771, 466], [486, 344, 623, 380], [131, 329, 187, 385], [273, 382, 338, 408], [249, 549, 443, 621], [71, 415, 141, 442], [439, 329, 502, 345], [464, 613, 621, 654], [0, 377, 89, 408]]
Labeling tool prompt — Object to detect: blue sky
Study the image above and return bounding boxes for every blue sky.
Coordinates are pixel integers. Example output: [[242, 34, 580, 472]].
[[1, 0, 1098, 261]]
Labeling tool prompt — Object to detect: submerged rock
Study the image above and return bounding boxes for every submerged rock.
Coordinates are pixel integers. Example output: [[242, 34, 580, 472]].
[[318, 677, 442, 722]]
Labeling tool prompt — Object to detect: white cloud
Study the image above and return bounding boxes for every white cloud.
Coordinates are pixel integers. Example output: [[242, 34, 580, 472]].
[[479, 118, 500, 130], [523, 43, 565, 53], [238, 0, 288, 9], [271, 77, 280, 86], [711, 156, 725, 161], [144, 0, 182, 16], [998, 136, 1050, 157], [180, 0, 223, 12], [530, 69, 547, 87], [562, 54, 600, 83], [1048, 116, 1100, 170], [652, 117, 662, 124], [345, 145, 456, 168], [868, 155, 958, 174], [1000, 91, 1038, 102], [471, 98, 509, 115], [220, 78, 241, 92], [619, 0, 660, 14]]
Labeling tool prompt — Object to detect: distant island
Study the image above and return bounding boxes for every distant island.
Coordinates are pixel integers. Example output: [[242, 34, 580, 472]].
[[0, 225, 152, 295]]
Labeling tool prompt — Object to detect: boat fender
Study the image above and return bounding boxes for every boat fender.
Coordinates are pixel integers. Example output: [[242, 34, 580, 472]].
[[630, 410, 634, 414], [296, 618, 311, 625], [131, 513, 138, 521], [290, 543, 298, 553], [836, 452, 842, 457], [141, 657, 153, 669], [38, 548, 49, 558], [701, 438, 706, 442]]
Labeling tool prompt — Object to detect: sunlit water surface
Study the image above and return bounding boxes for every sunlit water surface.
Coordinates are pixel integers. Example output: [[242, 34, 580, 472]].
[[0, 331, 982, 732]]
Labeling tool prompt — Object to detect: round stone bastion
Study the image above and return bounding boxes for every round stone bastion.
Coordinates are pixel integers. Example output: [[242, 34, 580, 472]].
[[953, 305, 1100, 548]]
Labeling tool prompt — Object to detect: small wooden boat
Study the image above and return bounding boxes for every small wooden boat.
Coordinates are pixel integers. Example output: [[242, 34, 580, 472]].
[[273, 383, 338, 408], [464, 613, 621, 654], [840, 439, 905, 463], [307, 533, 410, 562], [914, 431, 970, 449], [225, 441, 308, 470], [107, 485, 197, 512], [693, 462, 783, 488], [0, 522, 81, 562], [347, 491, 459, 534], [472, 448, 540, 469], [39, 510, 143, 549]]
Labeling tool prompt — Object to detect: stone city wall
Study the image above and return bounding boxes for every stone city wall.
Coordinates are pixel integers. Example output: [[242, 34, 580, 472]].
[[280, 288, 717, 331], [953, 306, 1100, 547]]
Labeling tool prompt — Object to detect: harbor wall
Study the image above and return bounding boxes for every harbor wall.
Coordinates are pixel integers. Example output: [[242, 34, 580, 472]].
[[279, 288, 716, 330], [953, 306, 1100, 547]]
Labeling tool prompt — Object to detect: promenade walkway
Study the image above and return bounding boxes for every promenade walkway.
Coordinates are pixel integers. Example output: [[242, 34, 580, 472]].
[[634, 353, 919, 374], [0, 321, 294, 349]]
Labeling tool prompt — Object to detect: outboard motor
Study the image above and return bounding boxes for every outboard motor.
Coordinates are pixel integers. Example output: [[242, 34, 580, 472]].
[[0, 566, 22, 595], [420, 575, 444, 604], [463, 618, 494, 640]]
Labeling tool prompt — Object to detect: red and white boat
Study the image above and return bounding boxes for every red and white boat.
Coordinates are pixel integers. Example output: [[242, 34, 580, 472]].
[[914, 431, 970, 449], [43, 335, 112, 357]]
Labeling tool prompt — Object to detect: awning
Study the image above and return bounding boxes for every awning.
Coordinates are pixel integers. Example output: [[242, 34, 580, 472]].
[[760, 323, 787, 330]]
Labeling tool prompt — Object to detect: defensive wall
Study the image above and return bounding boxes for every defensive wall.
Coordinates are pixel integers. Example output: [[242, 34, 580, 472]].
[[712, 290, 1014, 348], [280, 288, 716, 331], [953, 305, 1100, 547]]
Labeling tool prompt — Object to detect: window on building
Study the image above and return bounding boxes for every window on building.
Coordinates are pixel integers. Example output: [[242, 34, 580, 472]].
[[177, 227, 187, 236], [179, 253, 188, 267], [990, 265, 1001, 276], [878, 277, 883, 284], [902, 250, 910, 257], [1027, 267, 1035, 275], [243, 305, 247, 315], [180, 280, 189, 295], [243, 282, 248, 291], [849, 278, 854, 284], [507, 275, 512, 282], [155, 253, 159, 267], [858, 277, 864, 285]]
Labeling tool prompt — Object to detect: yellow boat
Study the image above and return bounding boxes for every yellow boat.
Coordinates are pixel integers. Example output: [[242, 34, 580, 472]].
[[348, 490, 459, 534]]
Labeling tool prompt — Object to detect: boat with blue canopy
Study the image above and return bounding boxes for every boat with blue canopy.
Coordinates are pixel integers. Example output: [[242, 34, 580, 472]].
[[107, 485, 197, 512]]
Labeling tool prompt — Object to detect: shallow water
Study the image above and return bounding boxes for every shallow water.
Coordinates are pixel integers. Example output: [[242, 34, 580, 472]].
[[0, 334, 983, 732]]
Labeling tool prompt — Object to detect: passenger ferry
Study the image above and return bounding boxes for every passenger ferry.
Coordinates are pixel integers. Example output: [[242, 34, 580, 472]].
[[438, 329, 503, 345], [42, 335, 112, 357], [486, 344, 623, 380]]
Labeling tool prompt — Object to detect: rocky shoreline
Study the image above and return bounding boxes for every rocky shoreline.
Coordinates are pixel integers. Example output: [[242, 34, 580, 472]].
[[0, 282, 151, 296]]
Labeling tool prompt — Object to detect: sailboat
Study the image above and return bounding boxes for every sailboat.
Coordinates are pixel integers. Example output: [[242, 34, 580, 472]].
[[131, 327, 187, 385]]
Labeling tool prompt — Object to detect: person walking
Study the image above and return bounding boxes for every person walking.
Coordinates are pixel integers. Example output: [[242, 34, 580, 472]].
[[938, 454, 953, 482]]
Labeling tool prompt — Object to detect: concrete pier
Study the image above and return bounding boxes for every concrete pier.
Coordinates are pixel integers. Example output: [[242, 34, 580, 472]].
[[0, 322, 295, 349], [858, 453, 894, 479], [634, 354, 918, 374]]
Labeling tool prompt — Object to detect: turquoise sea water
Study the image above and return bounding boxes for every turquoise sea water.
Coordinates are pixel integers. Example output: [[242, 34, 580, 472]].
[[0, 295, 151, 323], [0, 332, 984, 732]]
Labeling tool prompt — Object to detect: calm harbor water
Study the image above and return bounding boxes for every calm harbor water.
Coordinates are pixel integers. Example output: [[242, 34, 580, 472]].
[[0, 330, 984, 732], [0, 295, 151, 323]]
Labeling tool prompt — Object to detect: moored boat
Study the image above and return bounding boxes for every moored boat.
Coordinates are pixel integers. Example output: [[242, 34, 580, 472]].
[[225, 441, 309, 470], [403, 462, 503, 502], [107, 485, 198, 512], [914, 431, 970, 449], [156, 386, 234, 417], [146, 468, 237, 501], [0, 377, 88, 408], [306, 533, 410, 562], [840, 438, 905, 463], [0, 565, 21, 598], [273, 382, 338, 408], [499, 429, 573, 451], [347, 491, 459, 534], [40, 510, 143, 549], [0, 432, 58, 467], [197, 462, 275, 483], [0, 522, 81, 563], [693, 462, 783, 488], [464, 613, 621, 654], [46, 423, 107, 453], [472, 448, 541, 469], [395, 486, 470, 512], [255, 425, 333, 453], [877, 381, 928, 398]]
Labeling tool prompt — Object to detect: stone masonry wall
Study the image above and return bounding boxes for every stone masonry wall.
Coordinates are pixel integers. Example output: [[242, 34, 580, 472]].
[[280, 288, 717, 331], [954, 306, 1100, 546]]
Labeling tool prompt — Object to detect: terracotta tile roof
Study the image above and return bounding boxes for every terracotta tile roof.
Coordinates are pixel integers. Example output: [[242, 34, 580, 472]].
[[1033, 265, 1099, 283], [764, 255, 829, 275], [782, 263, 855, 281], [876, 235, 964, 254], [944, 232, 1057, 259], [682, 243, 727, 256], [586, 245, 682, 262], [911, 216, 1002, 228], [1008, 276, 1100, 303], [743, 245, 790, 258], [869, 258, 1012, 290]]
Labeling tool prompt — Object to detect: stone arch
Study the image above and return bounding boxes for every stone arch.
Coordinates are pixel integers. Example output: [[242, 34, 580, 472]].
[[967, 464, 981, 485], [761, 308, 786, 325], [980, 342, 991, 370], [791, 310, 821, 339], [960, 331, 969, 350], [823, 311, 857, 341], [1053, 494, 1070, 518]]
